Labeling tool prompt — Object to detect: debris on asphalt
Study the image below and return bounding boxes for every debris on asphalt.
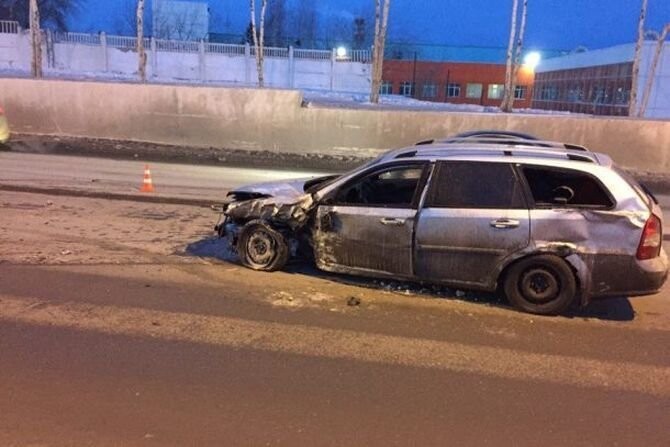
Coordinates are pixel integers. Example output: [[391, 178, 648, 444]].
[[347, 296, 361, 306], [308, 292, 333, 303], [60, 249, 72, 256], [270, 291, 299, 308]]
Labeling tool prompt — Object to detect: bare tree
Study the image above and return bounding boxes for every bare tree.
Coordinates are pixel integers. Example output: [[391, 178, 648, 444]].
[[322, 14, 351, 49], [500, 0, 520, 112], [353, 17, 369, 50], [2, 0, 80, 32], [29, 0, 42, 78], [250, 0, 268, 87], [115, 0, 138, 35], [629, 0, 648, 116], [264, 0, 286, 47], [639, 23, 670, 117], [286, 0, 317, 47], [136, 0, 147, 82], [501, 0, 528, 112], [370, 0, 391, 104], [153, 0, 207, 41]]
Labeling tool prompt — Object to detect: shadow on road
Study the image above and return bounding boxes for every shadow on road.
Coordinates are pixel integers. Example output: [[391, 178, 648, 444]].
[[184, 236, 636, 322], [183, 236, 237, 263], [566, 298, 635, 322]]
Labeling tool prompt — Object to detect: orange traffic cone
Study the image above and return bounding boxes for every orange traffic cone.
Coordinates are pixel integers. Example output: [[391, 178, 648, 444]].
[[140, 164, 155, 193]]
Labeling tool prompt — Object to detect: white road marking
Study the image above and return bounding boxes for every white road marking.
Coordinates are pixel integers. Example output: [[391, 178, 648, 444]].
[[1, 295, 669, 397]]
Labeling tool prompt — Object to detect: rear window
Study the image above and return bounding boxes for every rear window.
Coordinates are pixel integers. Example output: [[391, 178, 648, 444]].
[[521, 166, 614, 209], [427, 161, 526, 209]]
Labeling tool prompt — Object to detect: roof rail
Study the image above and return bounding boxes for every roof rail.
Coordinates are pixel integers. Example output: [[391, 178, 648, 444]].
[[451, 130, 539, 140], [395, 144, 599, 164], [439, 137, 590, 152]]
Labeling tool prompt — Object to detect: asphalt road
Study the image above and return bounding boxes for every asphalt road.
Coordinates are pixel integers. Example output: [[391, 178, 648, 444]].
[[0, 151, 328, 203], [1, 153, 669, 446], [1, 260, 669, 446]]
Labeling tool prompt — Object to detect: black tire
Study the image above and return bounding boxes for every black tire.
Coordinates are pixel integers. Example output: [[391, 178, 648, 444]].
[[503, 255, 577, 315], [237, 220, 289, 272]]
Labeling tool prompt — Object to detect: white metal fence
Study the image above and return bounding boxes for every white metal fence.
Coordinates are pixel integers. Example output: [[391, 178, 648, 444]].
[[0, 21, 370, 62], [0, 21, 371, 92], [207, 42, 246, 56], [0, 20, 19, 34], [54, 31, 100, 46], [294, 48, 331, 60]]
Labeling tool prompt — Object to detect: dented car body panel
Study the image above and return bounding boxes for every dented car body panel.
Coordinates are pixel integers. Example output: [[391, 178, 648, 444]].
[[219, 137, 668, 308], [314, 205, 418, 278]]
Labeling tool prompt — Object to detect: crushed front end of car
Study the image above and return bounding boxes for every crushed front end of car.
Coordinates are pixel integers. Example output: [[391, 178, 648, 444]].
[[214, 176, 338, 271]]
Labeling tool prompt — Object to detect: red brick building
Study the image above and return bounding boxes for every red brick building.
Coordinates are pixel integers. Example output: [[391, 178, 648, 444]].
[[381, 60, 535, 108]]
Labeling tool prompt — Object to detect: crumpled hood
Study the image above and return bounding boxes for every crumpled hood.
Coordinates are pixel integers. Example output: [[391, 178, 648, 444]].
[[231, 177, 311, 200]]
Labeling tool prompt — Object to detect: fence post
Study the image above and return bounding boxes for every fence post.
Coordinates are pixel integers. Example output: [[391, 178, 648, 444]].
[[288, 45, 294, 88], [330, 48, 336, 91], [199, 39, 206, 82], [150, 37, 157, 78], [100, 31, 108, 72], [244, 42, 251, 85]]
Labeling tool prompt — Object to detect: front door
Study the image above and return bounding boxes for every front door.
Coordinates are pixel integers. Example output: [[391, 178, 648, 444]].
[[313, 162, 428, 278], [415, 161, 530, 288]]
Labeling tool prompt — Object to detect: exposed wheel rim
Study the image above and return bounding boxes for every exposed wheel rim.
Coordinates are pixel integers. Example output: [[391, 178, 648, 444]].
[[519, 268, 560, 304], [246, 230, 276, 266]]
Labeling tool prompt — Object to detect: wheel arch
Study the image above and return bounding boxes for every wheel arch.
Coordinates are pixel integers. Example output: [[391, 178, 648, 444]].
[[496, 248, 591, 306]]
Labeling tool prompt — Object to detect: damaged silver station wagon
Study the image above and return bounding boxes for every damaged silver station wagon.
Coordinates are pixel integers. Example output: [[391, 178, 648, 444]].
[[215, 131, 668, 315]]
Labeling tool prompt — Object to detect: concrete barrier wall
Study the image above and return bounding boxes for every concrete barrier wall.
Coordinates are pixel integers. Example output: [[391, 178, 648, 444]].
[[1, 77, 669, 173]]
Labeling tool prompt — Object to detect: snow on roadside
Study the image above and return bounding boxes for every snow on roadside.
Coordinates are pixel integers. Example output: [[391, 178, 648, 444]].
[[301, 89, 578, 115]]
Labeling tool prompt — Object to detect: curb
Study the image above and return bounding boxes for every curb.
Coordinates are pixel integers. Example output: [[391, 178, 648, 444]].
[[0, 184, 217, 208]]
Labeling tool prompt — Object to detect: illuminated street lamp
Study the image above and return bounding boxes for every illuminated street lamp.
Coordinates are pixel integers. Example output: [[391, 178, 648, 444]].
[[523, 51, 542, 70], [336, 46, 348, 59]]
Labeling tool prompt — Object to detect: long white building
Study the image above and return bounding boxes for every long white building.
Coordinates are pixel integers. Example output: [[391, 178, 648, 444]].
[[532, 41, 669, 119]]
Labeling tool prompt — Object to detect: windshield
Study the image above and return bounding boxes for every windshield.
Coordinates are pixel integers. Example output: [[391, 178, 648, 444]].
[[304, 174, 341, 194], [304, 154, 387, 195]]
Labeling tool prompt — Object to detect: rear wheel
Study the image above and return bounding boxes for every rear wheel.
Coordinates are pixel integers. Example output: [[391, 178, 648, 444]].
[[503, 255, 577, 315], [237, 220, 289, 272]]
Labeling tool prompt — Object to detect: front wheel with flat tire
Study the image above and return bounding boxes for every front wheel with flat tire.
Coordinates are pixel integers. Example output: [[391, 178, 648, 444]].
[[503, 255, 577, 315], [237, 220, 289, 272]]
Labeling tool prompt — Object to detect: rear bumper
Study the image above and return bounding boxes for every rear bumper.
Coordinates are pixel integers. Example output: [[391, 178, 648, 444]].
[[590, 249, 668, 299]]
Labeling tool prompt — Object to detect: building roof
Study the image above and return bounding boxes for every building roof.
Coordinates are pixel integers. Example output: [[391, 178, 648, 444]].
[[536, 43, 635, 73], [385, 44, 564, 65]]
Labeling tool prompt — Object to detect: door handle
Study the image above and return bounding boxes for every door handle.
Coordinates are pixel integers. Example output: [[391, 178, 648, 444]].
[[490, 218, 520, 229], [380, 217, 406, 226]]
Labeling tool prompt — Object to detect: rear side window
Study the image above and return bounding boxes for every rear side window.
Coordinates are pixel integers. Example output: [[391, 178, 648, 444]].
[[427, 161, 526, 209], [521, 166, 614, 208]]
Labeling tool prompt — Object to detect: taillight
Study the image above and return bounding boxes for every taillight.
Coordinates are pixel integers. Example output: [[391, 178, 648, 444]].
[[637, 215, 662, 260], [0, 106, 4, 115]]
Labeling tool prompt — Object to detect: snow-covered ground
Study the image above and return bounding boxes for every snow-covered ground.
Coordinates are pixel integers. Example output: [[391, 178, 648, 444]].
[[301, 89, 576, 115]]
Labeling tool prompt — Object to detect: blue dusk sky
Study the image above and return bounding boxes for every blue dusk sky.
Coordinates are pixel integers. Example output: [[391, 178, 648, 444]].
[[70, 0, 670, 52]]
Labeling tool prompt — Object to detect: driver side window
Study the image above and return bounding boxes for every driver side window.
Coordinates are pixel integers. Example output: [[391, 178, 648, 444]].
[[335, 165, 425, 207]]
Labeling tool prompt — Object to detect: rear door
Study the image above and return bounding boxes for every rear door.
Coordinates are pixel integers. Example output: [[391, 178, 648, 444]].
[[415, 161, 530, 288], [313, 162, 429, 277]]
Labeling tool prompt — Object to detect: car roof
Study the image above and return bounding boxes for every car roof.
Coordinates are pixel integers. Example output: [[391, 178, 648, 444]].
[[376, 131, 614, 170]]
